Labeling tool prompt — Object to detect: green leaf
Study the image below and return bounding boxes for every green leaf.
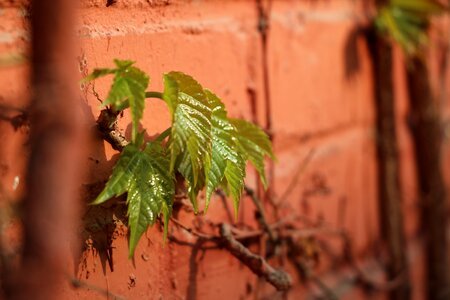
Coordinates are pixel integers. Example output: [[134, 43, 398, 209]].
[[105, 64, 149, 142], [144, 142, 174, 243], [154, 127, 172, 144], [163, 72, 212, 211], [230, 118, 274, 188], [178, 147, 205, 212], [162, 74, 178, 115], [82, 68, 116, 82], [104, 76, 132, 111], [84, 59, 149, 143], [93, 144, 174, 258], [375, 0, 446, 56], [376, 7, 418, 55], [204, 90, 245, 215], [114, 59, 135, 69], [392, 0, 445, 14], [223, 155, 246, 217]]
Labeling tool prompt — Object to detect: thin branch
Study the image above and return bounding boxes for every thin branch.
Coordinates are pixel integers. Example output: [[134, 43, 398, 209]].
[[145, 91, 164, 99], [292, 259, 338, 300], [219, 223, 292, 291], [244, 186, 276, 241], [174, 193, 188, 200], [170, 217, 216, 240], [168, 235, 218, 249], [96, 109, 128, 151], [308, 221, 409, 294], [168, 217, 293, 291], [215, 190, 234, 223], [70, 277, 126, 300], [96, 91, 165, 152], [282, 227, 344, 240], [231, 215, 298, 240], [153, 127, 171, 143]]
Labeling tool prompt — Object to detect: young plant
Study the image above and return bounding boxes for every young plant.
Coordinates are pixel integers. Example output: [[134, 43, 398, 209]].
[[84, 59, 275, 257]]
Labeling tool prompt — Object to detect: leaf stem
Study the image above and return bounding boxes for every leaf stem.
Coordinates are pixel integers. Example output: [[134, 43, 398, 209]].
[[154, 127, 172, 143], [131, 127, 137, 144], [145, 91, 164, 99]]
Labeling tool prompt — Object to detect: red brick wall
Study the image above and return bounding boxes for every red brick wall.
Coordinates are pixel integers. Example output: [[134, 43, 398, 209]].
[[1, 0, 448, 299]]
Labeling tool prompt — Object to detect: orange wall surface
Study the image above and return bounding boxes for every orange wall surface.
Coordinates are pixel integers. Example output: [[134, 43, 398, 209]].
[[1, 0, 449, 299]]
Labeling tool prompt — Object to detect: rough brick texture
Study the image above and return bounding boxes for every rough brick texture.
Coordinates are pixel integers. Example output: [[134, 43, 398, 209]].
[[0, 0, 449, 299]]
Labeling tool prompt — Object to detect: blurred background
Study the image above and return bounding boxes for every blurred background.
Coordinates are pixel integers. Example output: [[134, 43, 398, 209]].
[[1, 0, 450, 299]]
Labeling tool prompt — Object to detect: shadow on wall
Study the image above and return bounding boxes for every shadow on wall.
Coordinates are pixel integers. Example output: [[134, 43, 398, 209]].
[[73, 87, 128, 278]]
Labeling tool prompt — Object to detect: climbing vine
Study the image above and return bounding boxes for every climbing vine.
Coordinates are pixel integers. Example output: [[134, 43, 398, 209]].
[[84, 59, 274, 257]]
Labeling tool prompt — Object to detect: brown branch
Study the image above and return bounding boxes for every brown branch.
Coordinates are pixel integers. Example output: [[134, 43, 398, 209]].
[[312, 222, 409, 294], [245, 186, 276, 241], [70, 277, 125, 300], [169, 217, 293, 290], [343, 237, 408, 293], [215, 189, 234, 223], [170, 217, 217, 240], [288, 256, 338, 300], [231, 215, 298, 240], [256, 0, 273, 133], [96, 109, 128, 151], [219, 223, 292, 291]]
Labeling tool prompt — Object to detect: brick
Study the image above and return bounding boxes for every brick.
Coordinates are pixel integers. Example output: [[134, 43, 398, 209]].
[[78, 2, 261, 160], [268, 1, 375, 139], [0, 0, 448, 298], [272, 127, 380, 255]]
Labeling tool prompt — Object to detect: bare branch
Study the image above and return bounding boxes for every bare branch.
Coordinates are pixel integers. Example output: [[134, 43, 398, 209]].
[[219, 223, 292, 291], [70, 277, 126, 300], [170, 217, 217, 240], [244, 186, 276, 241], [96, 109, 128, 151]]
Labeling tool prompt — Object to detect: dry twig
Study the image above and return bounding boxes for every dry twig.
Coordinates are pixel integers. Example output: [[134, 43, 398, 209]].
[[70, 277, 126, 300], [219, 223, 292, 291], [170, 217, 216, 240], [96, 109, 128, 151], [245, 186, 276, 241]]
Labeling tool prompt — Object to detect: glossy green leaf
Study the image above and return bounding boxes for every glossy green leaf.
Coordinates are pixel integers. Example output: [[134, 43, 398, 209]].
[[177, 146, 205, 212], [230, 118, 274, 188], [84, 59, 149, 143], [144, 142, 174, 243], [223, 156, 246, 217], [89, 59, 277, 258], [163, 72, 212, 211], [93, 143, 174, 257], [204, 90, 245, 215]]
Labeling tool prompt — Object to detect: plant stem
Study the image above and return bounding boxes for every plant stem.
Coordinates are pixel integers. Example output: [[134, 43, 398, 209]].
[[154, 127, 172, 143], [131, 127, 137, 145], [145, 91, 164, 99]]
